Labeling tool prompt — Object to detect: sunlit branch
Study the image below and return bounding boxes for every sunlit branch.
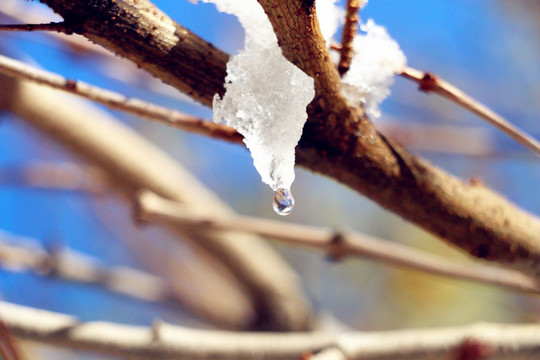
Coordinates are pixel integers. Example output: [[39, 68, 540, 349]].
[[137, 191, 540, 294], [0, 55, 242, 144], [337, 0, 364, 76], [2, 301, 540, 360], [401, 66, 540, 157]]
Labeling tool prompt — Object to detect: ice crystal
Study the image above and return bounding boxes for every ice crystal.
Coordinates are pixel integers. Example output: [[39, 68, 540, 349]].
[[202, 0, 315, 193]]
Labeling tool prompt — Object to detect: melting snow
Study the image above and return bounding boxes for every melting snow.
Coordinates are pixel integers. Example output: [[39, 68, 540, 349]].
[[202, 0, 315, 193]]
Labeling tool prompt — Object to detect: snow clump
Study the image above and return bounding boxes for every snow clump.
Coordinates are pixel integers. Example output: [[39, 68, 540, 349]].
[[201, 0, 315, 192], [316, 0, 406, 118], [341, 20, 406, 118]]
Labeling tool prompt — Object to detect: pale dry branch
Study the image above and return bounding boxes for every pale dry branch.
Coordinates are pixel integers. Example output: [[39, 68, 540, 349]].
[[378, 120, 496, 156], [0, 162, 108, 193], [401, 66, 540, 157], [0, 55, 242, 144], [0, 231, 178, 303], [1, 301, 540, 360], [137, 191, 540, 294]]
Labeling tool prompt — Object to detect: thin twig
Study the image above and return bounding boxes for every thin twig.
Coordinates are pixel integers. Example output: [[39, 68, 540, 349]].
[[0, 162, 108, 193], [1, 301, 540, 360], [0, 22, 69, 33], [137, 191, 540, 295], [0, 54, 243, 144], [0, 231, 175, 303], [338, 0, 363, 76], [401, 66, 540, 157]]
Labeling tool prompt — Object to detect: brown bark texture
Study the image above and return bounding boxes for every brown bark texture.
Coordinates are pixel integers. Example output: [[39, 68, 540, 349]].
[[37, 0, 540, 275]]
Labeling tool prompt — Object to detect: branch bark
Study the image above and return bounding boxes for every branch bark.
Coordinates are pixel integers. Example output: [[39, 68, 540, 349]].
[[33, 0, 540, 274], [2, 301, 540, 360]]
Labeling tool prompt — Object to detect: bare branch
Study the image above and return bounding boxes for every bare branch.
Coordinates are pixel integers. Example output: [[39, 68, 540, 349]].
[[401, 66, 540, 157], [2, 301, 540, 360], [338, 0, 364, 76], [0, 162, 108, 193], [0, 22, 69, 33], [137, 191, 540, 294], [0, 55, 242, 144], [0, 231, 176, 303]]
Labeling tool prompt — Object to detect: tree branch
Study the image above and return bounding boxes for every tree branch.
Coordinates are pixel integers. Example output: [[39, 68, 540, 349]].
[[33, 0, 540, 275], [338, 0, 363, 76], [0, 22, 69, 33], [0, 55, 242, 144], [401, 66, 540, 157], [0, 162, 108, 193], [137, 190, 540, 294], [0, 231, 178, 304], [2, 301, 540, 360], [0, 54, 499, 157]]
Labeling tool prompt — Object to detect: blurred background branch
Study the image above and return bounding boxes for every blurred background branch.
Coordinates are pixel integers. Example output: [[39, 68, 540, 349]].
[[137, 190, 540, 294], [2, 301, 540, 360], [0, 73, 313, 331]]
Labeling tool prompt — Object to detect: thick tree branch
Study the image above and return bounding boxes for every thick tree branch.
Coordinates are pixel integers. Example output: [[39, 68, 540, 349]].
[[2, 301, 540, 360], [34, 0, 540, 275], [39, 0, 227, 106]]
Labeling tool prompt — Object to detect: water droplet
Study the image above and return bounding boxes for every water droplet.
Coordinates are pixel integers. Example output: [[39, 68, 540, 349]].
[[273, 188, 295, 216]]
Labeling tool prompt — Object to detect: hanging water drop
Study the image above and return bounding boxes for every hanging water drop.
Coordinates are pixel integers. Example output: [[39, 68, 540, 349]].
[[273, 188, 295, 216]]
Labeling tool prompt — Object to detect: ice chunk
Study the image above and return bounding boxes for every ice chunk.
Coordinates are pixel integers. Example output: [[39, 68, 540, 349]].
[[203, 0, 315, 192], [341, 20, 406, 118]]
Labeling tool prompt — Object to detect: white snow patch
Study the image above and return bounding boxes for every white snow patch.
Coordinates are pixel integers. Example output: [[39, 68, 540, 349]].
[[202, 0, 315, 191], [341, 20, 406, 118], [316, 0, 405, 118]]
